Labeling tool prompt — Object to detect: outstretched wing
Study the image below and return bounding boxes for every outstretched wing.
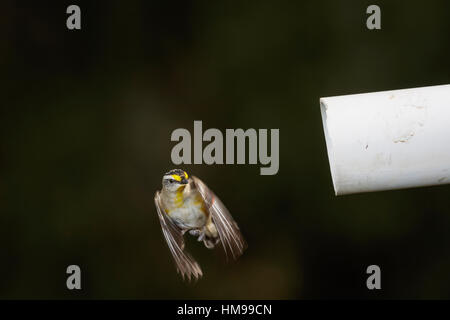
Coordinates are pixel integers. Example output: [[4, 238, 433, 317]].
[[154, 191, 203, 281], [192, 176, 247, 260]]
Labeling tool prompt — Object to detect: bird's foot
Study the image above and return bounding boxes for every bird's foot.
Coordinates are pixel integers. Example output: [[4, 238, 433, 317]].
[[189, 229, 205, 241]]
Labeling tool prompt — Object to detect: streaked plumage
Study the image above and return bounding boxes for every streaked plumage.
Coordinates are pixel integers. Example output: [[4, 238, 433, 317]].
[[154, 169, 246, 281]]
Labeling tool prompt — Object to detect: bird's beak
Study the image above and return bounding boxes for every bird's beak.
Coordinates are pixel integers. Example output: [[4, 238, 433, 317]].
[[181, 178, 188, 185]]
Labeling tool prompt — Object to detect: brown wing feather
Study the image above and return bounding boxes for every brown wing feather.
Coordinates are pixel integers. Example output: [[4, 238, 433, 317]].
[[192, 176, 247, 260], [154, 191, 203, 281]]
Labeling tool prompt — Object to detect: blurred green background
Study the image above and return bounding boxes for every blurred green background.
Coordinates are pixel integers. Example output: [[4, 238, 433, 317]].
[[1, 0, 450, 299]]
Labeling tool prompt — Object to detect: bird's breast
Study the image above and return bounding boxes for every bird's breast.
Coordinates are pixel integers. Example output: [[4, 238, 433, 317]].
[[165, 192, 207, 229]]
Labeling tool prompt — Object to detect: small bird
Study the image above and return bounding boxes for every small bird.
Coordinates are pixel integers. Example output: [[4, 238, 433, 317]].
[[154, 169, 246, 280]]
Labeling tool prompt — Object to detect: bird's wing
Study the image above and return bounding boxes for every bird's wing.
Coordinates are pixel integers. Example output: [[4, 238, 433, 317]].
[[192, 176, 247, 260], [154, 191, 203, 281]]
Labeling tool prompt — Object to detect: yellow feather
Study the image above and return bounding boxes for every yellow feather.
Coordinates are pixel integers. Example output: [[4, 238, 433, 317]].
[[174, 186, 185, 207]]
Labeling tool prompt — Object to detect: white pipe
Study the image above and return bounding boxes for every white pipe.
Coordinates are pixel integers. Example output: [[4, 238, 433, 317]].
[[320, 84, 450, 195]]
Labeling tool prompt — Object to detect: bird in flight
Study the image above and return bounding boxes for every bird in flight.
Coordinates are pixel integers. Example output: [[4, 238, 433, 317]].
[[154, 169, 247, 281]]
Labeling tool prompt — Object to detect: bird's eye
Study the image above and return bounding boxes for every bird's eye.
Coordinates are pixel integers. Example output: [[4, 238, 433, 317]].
[[169, 179, 175, 184]]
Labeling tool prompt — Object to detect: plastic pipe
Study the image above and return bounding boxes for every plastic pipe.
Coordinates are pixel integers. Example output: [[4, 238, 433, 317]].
[[320, 84, 450, 195]]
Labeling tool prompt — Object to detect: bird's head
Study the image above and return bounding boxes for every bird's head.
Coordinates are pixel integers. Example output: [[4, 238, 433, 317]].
[[162, 169, 189, 192]]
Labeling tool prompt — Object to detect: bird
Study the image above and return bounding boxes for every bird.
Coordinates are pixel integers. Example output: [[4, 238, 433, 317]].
[[154, 169, 247, 281]]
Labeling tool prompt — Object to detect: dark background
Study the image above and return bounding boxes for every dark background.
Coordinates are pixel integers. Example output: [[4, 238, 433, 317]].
[[1, 0, 450, 299]]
